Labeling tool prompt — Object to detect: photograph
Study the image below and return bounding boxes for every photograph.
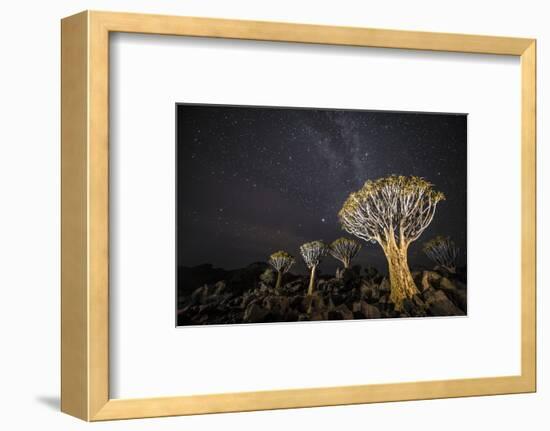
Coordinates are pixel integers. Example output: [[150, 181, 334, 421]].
[[176, 104, 467, 326]]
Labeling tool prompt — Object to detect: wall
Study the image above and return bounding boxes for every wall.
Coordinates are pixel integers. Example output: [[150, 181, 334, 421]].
[[0, 0, 546, 429]]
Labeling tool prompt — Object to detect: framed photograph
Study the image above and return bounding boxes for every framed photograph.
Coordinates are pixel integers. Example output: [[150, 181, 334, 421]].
[[176, 103, 467, 326], [61, 11, 536, 421]]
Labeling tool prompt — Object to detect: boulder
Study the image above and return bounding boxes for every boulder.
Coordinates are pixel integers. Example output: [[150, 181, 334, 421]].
[[364, 266, 380, 280], [379, 277, 391, 294], [400, 296, 427, 317], [326, 303, 353, 320], [213, 281, 227, 296], [361, 302, 381, 319], [309, 311, 326, 321], [262, 295, 290, 314], [443, 287, 467, 313], [327, 310, 343, 320], [243, 303, 269, 323], [284, 279, 305, 294], [424, 289, 464, 316], [420, 271, 442, 292], [341, 268, 361, 289], [361, 282, 380, 303], [438, 277, 456, 291], [307, 294, 326, 312], [190, 285, 209, 305]]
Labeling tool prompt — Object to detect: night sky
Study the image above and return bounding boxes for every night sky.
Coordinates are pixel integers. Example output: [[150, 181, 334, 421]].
[[177, 104, 467, 275]]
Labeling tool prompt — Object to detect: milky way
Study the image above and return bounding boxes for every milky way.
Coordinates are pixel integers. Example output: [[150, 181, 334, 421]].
[[177, 104, 467, 275]]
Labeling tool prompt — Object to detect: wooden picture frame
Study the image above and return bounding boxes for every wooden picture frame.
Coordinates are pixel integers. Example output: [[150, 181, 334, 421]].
[[61, 10, 536, 421]]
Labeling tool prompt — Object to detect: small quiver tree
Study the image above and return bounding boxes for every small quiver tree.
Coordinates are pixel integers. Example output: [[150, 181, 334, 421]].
[[338, 175, 445, 310], [423, 235, 458, 273], [268, 251, 295, 290], [329, 237, 362, 271], [300, 241, 328, 296]]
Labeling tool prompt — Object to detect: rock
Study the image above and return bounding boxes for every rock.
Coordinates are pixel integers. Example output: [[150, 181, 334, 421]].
[[443, 288, 467, 313], [412, 294, 425, 307], [328, 310, 343, 320], [378, 294, 394, 312], [341, 268, 361, 289], [309, 311, 326, 321], [399, 296, 427, 317], [424, 289, 464, 316], [438, 277, 456, 291], [454, 280, 467, 290], [364, 266, 379, 280], [213, 281, 227, 296], [361, 282, 380, 303], [328, 302, 353, 320], [401, 298, 415, 314], [190, 285, 209, 305], [243, 303, 269, 323], [307, 294, 326, 312], [179, 264, 467, 325], [284, 279, 305, 294], [361, 302, 381, 319], [434, 265, 455, 278], [289, 295, 304, 311], [420, 271, 442, 291], [284, 310, 300, 322], [259, 268, 275, 286], [262, 295, 289, 314], [379, 278, 391, 294], [433, 277, 467, 313], [331, 293, 345, 306]]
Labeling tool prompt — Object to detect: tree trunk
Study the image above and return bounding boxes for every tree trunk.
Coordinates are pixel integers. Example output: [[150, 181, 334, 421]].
[[275, 271, 282, 290], [307, 265, 317, 296], [343, 259, 350, 269], [384, 239, 419, 310]]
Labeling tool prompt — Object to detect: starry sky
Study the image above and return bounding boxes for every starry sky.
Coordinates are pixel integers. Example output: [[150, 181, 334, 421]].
[[177, 104, 467, 275]]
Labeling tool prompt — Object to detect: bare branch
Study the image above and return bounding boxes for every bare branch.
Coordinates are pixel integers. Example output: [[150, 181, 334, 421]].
[[268, 250, 295, 274], [300, 241, 328, 269], [338, 175, 445, 248], [329, 237, 361, 268], [423, 236, 459, 273]]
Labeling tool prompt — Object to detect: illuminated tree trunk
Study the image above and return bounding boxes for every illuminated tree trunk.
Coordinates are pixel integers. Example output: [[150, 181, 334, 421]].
[[307, 265, 317, 295], [275, 271, 282, 290], [384, 238, 419, 310]]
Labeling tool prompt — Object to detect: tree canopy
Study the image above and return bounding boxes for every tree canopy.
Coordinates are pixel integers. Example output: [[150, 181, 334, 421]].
[[268, 250, 295, 273], [329, 237, 361, 268], [338, 175, 445, 248], [300, 241, 328, 269]]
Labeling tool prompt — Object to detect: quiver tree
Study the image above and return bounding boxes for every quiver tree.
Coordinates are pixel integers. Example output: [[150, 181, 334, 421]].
[[329, 237, 362, 270], [268, 251, 295, 290], [423, 235, 458, 273], [338, 175, 445, 310], [300, 241, 328, 296]]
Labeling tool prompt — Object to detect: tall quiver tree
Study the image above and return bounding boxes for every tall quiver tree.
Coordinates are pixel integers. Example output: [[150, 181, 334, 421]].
[[338, 175, 445, 310], [423, 236, 458, 273], [268, 251, 295, 290], [329, 237, 362, 269], [300, 241, 328, 296]]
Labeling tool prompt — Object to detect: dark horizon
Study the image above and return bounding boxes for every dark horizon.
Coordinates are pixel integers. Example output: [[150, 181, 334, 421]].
[[177, 104, 467, 276]]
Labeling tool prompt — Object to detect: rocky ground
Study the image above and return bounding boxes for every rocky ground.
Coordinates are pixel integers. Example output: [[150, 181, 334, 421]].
[[177, 263, 467, 326]]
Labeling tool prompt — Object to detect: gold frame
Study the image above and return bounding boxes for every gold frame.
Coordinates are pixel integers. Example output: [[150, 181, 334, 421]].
[[61, 10, 537, 421]]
